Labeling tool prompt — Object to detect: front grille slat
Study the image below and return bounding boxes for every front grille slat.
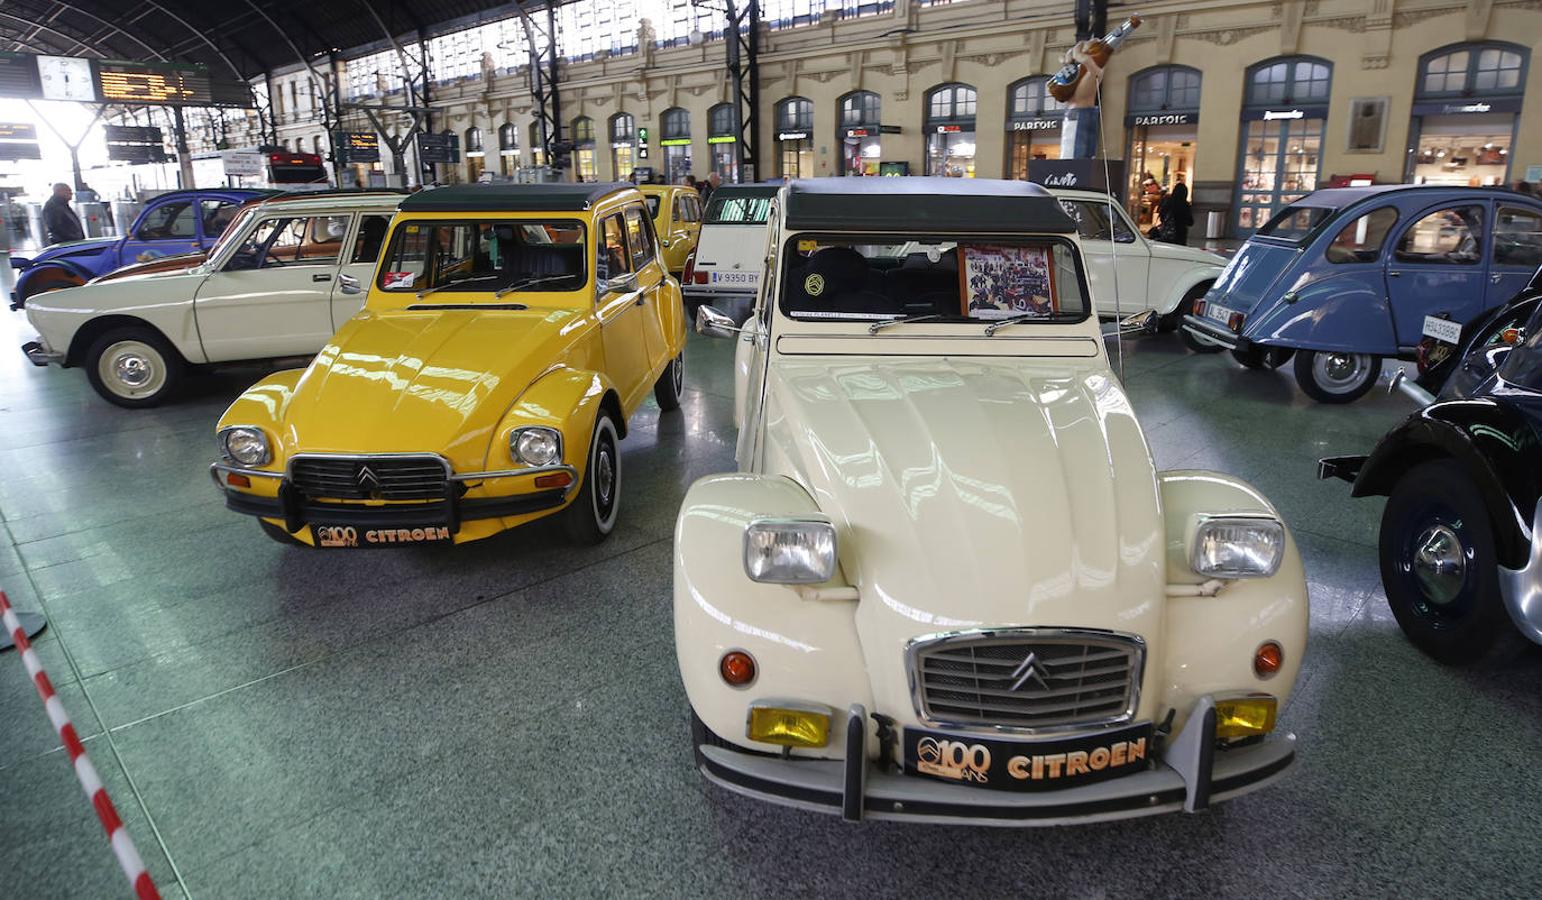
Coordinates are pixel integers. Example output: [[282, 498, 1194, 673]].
[[912, 632, 1142, 731], [290, 455, 449, 502]]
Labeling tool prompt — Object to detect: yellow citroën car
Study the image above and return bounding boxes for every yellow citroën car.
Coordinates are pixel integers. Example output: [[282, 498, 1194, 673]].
[[209, 182, 687, 548], [638, 184, 702, 276]]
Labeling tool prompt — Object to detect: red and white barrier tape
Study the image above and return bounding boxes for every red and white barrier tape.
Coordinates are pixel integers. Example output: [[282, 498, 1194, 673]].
[[0, 590, 161, 900]]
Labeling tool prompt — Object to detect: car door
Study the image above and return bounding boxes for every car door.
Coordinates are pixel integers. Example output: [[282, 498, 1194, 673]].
[[666, 192, 702, 273], [1058, 198, 1150, 315], [1385, 203, 1492, 348], [625, 204, 671, 373], [331, 213, 390, 327], [596, 211, 652, 410], [120, 196, 201, 265], [1490, 203, 1542, 308], [193, 214, 345, 362], [736, 215, 779, 466]]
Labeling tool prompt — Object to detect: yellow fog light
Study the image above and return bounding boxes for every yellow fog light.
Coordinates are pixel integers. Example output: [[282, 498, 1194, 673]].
[[746, 704, 832, 748], [1214, 696, 1278, 739]]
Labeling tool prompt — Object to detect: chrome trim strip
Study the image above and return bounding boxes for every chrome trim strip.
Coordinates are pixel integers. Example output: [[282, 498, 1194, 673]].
[[209, 461, 283, 489], [1498, 504, 1542, 645], [286, 451, 454, 479], [284, 452, 576, 489], [450, 464, 578, 483], [904, 626, 1147, 737]]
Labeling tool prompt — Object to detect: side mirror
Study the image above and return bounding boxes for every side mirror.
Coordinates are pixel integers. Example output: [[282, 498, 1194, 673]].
[[1101, 308, 1159, 337], [338, 273, 362, 295], [597, 271, 637, 296], [696, 305, 741, 339]]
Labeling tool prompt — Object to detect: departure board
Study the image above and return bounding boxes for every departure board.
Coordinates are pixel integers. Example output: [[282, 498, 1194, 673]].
[[96, 61, 212, 106], [0, 52, 44, 99], [334, 131, 381, 164]]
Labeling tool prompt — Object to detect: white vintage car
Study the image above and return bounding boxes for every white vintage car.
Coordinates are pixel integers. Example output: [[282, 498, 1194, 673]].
[[21, 191, 404, 407], [676, 178, 1308, 825]]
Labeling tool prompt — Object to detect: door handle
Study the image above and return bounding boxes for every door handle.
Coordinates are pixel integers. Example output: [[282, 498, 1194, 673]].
[[312, 273, 332, 282], [1387, 271, 1401, 278], [1491, 274, 1503, 284]]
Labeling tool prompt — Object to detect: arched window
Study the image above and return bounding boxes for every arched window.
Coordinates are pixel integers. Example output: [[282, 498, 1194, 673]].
[[571, 116, 595, 145], [775, 98, 813, 178], [1244, 56, 1331, 107], [570, 116, 597, 182], [464, 126, 483, 153], [708, 103, 736, 137], [776, 97, 813, 133], [609, 113, 636, 181], [610, 113, 636, 143], [1005, 77, 1065, 180], [925, 83, 977, 122], [1128, 65, 1202, 112], [924, 84, 977, 177], [708, 103, 738, 181], [498, 123, 518, 151], [1418, 42, 1527, 97], [839, 90, 880, 127], [1008, 76, 1064, 118], [661, 107, 690, 140], [659, 108, 692, 183]]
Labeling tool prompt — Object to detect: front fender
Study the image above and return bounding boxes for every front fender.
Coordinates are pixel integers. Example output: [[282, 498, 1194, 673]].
[[674, 473, 871, 759], [216, 368, 309, 497], [488, 365, 619, 485], [1241, 270, 1398, 355], [1158, 471, 1308, 730], [15, 259, 94, 298], [1157, 269, 1217, 317], [1352, 400, 1538, 567]]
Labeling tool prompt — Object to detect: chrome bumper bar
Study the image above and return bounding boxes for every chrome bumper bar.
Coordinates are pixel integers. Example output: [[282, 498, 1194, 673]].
[[1179, 314, 1239, 350], [21, 339, 63, 367], [208, 460, 578, 490], [1499, 504, 1542, 645]]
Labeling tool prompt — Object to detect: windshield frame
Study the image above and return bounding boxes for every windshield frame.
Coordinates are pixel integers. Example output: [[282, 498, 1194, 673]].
[[204, 204, 262, 266], [373, 217, 590, 298], [773, 231, 1094, 330]]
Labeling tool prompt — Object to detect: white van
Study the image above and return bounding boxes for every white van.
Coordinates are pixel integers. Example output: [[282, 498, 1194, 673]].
[[681, 183, 779, 322]]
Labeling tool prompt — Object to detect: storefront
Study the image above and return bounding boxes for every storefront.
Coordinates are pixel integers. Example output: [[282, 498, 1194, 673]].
[[707, 103, 738, 182], [1234, 57, 1332, 234], [1404, 43, 1527, 186], [463, 126, 485, 182], [925, 83, 977, 177], [838, 91, 881, 175], [571, 117, 597, 182], [498, 123, 519, 177], [776, 97, 814, 179], [1123, 66, 1201, 228], [610, 113, 636, 182], [1005, 76, 1063, 180], [660, 108, 692, 183], [528, 123, 546, 168]]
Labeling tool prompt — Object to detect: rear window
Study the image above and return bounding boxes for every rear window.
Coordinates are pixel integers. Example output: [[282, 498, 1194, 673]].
[[705, 195, 772, 225], [1257, 205, 1335, 242]]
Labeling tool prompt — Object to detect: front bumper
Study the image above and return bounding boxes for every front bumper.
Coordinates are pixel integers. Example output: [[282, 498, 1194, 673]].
[[21, 339, 63, 367], [1498, 504, 1542, 645], [1180, 314, 1242, 351], [696, 697, 1296, 826], [210, 461, 575, 539]]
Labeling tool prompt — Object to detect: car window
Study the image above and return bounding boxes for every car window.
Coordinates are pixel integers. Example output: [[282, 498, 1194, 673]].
[[200, 200, 241, 239], [1058, 199, 1135, 243], [293, 215, 349, 264], [136, 199, 196, 240], [645, 195, 662, 220], [376, 220, 587, 294], [624, 206, 654, 271], [599, 213, 631, 283], [1395, 205, 1484, 265], [1256, 205, 1334, 242], [224, 217, 298, 271], [705, 195, 772, 225], [351, 215, 390, 263], [1494, 205, 1542, 269], [779, 235, 1088, 324], [1325, 207, 1398, 264]]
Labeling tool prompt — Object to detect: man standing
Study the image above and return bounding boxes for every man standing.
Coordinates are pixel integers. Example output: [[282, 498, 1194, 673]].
[[699, 172, 720, 204], [43, 183, 83, 245]]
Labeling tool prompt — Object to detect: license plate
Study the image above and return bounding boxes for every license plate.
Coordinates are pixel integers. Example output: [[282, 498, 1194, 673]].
[[710, 271, 756, 285], [1422, 315, 1463, 345], [903, 721, 1153, 792], [312, 524, 453, 548], [1204, 302, 1240, 324]]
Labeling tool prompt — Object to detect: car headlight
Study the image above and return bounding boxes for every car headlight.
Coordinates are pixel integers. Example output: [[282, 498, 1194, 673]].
[[510, 427, 562, 467], [743, 516, 837, 584], [218, 426, 270, 466], [1190, 516, 1285, 578]]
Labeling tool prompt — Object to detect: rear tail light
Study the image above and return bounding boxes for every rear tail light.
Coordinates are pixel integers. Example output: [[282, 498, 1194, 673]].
[[1193, 300, 1207, 317], [682, 250, 697, 284], [1227, 312, 1245, 333]]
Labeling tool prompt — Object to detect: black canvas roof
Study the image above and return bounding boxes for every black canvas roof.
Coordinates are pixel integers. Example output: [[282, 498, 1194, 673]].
[[399, 182, 636, 213], [783, 177, 1076, 234]]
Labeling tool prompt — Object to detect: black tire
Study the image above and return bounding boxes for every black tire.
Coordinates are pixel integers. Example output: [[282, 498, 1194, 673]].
[[1159, 282, 1211, 333], [1180, 326, 1225, 353], [1379, 459, 1512, 665], [259, 520, 304, 546], [653, 352, 684, 412], [1231, 345, 1293, 370], [562, 410, 621, 544], [83, 327, 184, 408], [1293, 349, 1381, 404]]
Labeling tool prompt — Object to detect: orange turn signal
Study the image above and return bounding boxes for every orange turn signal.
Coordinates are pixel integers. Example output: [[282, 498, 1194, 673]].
[[719, 650, 756, 687], [1254, 641, 1284, 678], [534, 472, 573, 489], [226, 473, 251, 488]]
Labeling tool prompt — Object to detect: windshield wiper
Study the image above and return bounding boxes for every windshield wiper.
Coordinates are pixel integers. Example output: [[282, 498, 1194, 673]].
[[983, 312, 1051, 337], [415, 275, 500, 301], [869, 313, 944, 334], [494, 275, 573, 299]]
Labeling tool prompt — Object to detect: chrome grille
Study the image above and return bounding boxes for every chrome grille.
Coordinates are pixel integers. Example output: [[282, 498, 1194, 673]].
[[910, 630, 1143, 730], [288, 455, 449, 501]]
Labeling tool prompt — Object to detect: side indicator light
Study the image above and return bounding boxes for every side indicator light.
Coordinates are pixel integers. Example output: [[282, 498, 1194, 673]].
[[226, 473, 252, 488], [1214, 696, 1278, 739], [534, 472, 573, 489], [719, 650, 756, 686], [1227, 312, 1245, 333], [747, 705, 831, 748], [1254, 640, 1284, 678]]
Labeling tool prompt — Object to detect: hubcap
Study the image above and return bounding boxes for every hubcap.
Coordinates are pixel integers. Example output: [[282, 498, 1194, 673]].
[[1411, 523, 1466, 605], [1313, 352, 1371, 393], [671, 356, 683, 395], [97, 340, 166, 399], [596, 447, 614, 507], [115, 353, 153, 387]]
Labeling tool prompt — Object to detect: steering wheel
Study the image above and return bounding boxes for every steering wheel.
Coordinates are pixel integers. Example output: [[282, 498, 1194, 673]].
[[263, 249, 288, 267]]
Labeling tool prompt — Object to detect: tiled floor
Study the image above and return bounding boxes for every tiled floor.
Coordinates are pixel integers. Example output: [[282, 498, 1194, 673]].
[[2, 309, 1539, 898]]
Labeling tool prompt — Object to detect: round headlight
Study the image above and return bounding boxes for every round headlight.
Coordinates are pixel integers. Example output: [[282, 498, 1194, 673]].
[[220, 427, 270, 466], [512, 428, 561, 467]]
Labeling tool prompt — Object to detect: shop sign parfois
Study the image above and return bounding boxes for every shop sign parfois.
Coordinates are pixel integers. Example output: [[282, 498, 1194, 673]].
[[314, 525, 453, 548], [903, 722, 1153, 792]]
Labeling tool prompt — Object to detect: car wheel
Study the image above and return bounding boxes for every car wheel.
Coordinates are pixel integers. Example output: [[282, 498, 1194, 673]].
[[259, 520, 304, 546], [653, 352, 684, 412], [1231, 346, 1293, 370], [1159, 283, 1211, 333], [562, 410, 621, 544], [1180, 326, 1225, 354], [1293, 349, 1380, 404], [1380, 459, 1512, 665], [84, 327, 184, 408]]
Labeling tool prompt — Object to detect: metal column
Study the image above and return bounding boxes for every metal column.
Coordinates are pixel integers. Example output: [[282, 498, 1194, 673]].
[[723, 0, 760, 183]]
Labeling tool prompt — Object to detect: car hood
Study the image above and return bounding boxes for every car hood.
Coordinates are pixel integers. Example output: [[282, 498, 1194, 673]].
[[1148, 241, 1225, 267], [274, 306, 588, 471], [761, 356, 1167, 711]]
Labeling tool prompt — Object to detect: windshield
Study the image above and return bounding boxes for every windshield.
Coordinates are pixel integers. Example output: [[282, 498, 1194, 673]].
[[779, 235, 1088, 324], [206, 205, 260, 262], [705, 195, 772, 225], [376, 219, 587, 295], [1257, 205, 1335, 242]]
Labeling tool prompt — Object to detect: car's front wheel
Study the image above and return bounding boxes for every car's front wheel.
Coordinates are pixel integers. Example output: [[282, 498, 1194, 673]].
[[1293, 349, 1380, 403], [84, 327, 184, 408], [1380, 459, 1512, 665], [654, 352, 684, 412], [563, 410, 621, 544]]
